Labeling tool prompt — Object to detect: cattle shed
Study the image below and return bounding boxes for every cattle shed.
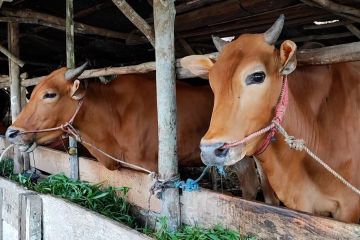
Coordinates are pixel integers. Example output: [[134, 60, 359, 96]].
[[0, 0, 360, 239]]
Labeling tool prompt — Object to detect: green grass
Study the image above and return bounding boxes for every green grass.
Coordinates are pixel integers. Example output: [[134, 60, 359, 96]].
[[150, 217, 256, 240], [0, 159, 256, 240]]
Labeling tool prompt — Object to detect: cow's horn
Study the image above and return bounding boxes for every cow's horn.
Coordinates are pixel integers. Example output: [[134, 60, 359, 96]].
[[212, 35, 228, 52], [64, 61, 89, 81], [264, 14, 285, 45]]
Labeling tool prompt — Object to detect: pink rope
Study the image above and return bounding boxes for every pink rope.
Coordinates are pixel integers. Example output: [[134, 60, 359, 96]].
[[223, 75, 289, 154], [19, 98, 85, 137]]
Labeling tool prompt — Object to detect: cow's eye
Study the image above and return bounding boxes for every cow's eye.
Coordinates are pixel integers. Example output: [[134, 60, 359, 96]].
[[43, 92, 57, 99], [245, 71, 266, 85]]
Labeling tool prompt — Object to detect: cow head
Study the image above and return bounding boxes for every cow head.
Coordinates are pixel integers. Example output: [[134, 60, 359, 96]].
[[181, 15, 297, 166], [6, 62, 88, 152]]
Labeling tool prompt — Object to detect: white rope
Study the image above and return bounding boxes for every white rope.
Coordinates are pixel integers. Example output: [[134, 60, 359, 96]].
[[272, 121, 360, 196], [0, 144, 14, 163], [81, 140, 156, 176]]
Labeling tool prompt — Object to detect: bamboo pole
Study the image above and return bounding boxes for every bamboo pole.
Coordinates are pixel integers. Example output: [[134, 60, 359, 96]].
[[112, 0, 155, 47], [0, 9, 134, 41], [8, 22, 23, 174], [0, 42, 359, 89], [0, 42, 24, 67], [66, 0, 79, 180], [153, 0, 180, 231]]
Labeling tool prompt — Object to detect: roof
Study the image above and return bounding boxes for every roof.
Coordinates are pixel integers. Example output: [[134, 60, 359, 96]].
[[0, 0, 359, 77]]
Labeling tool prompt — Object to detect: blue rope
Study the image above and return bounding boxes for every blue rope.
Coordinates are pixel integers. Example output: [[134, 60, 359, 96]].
[[173, 165, 210, 192], [216, 166, 226, 177], [173, 165, 226, 192]]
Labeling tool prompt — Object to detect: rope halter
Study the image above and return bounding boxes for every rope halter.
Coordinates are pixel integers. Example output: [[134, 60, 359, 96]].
[[223, 75, 289, 155]]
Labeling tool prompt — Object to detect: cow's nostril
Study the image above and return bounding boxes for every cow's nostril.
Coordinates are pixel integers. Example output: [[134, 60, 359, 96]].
[[214, 147, 229, 158], [6, 129, 20, 139]]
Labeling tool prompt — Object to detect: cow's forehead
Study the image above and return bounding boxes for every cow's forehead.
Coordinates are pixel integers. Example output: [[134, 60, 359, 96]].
[[209, 34, 276, 84], [31, 67, 69, 97]]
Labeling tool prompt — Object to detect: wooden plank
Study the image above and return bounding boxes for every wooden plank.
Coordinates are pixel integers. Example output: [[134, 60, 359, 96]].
[[175, 0, 245, 32], [0, 178, 33, 240], [297, 41, 360, 65], [300, 0, 360, 23], [0, 188, 3, 240], [181, 189, 360, 239], [20, 194, 42, 240], [346, 24, 360, 39], [154, 0, 180, 231], [31, 146, 161, 212], [41, 194, 152, 240], [1, 138, 359, 238], [0, 9, 137, 41], [0, 177, 151, 240]]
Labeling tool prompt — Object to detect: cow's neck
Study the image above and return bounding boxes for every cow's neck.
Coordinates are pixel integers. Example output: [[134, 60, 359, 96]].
[[71, 80, 150, 170], [258, 71, 331, 207]]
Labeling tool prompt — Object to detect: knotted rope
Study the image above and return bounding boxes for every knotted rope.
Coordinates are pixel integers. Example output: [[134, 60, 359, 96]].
[[272, 121, 360, 196], [16, 94, 212, 193]]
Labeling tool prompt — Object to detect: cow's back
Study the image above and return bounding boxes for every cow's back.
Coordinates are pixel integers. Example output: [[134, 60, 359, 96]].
[[99, 73, 213, 170]]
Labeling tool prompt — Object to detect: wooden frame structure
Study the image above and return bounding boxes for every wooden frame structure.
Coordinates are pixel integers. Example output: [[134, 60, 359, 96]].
[[0, 0, 360, 238]]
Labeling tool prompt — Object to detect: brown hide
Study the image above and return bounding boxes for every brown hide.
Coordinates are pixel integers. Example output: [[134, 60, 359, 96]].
[[9, 70, 212, 171], [181, 33, 360, 222]]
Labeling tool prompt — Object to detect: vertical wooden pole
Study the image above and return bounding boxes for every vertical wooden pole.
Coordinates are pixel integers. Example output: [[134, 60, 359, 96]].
[[66, 0, 79, 180], [8, 23, 23, 174], [153, 0, 180, 231]]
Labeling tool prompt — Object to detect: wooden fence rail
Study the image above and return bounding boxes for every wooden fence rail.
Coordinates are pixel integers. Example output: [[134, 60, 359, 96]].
[[0, 41, 359, 89]]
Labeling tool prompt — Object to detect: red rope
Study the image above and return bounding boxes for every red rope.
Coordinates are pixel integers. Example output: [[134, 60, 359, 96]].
[[20, 98, 84, 139], [223, 75, 289, 155]]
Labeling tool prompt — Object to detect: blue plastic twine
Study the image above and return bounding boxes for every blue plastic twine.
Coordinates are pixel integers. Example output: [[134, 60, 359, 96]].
[[174, 165, 226, 192]]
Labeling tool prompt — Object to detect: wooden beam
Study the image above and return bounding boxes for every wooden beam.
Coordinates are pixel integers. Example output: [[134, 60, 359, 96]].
[[154, 0, 180, 231], [8, 22, 23, 174], [0, 42, 358, 90], [66, 0, 79, 181], [0, 9, 138, 41], [177, 37, 196, 55], [297, 41, 360, 65], [179, 4, 326, 38], [303, 20, 352, 30], [176, 0, 222, 14], [181, 189, 360, 239], [74, 1, 112, 19], [284, 32, 353, 43], [300, 0, 360, 23], [0, 42, 24, 67], [26, 146, 161, 212], [346, 24, 360, 40], [309, 0, 360, 18], [112, 0, 155, 47]]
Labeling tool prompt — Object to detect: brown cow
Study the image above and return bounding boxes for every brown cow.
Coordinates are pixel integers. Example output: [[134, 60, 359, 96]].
[[5, 65, 263, 200], [181, 15, 360, 223]]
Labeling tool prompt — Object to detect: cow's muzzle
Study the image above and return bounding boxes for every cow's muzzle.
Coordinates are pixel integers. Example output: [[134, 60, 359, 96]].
[[200, 142, 230, 166], [5, 127, 37, 152], [200, 141, 246, 166]]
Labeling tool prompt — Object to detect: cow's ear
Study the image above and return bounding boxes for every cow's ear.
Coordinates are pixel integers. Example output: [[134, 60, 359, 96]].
[[70, 80, 85, 100], [279, 40, 297, 75], [180, 55, 215, 79]]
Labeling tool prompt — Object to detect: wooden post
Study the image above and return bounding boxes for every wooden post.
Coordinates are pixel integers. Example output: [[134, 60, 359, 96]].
[[20, 193, 42, 240], [66, 0, 79, 180], [153, 0, 180, 231], [8, 22, 23, 174]]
